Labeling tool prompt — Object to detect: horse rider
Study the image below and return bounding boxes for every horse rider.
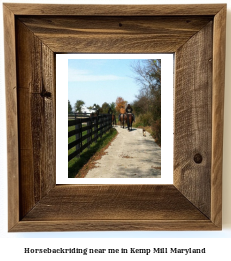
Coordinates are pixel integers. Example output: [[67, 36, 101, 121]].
[[126, 104, 135, 122], [118, 105, 126, 122], [92, 105, 99, 116]]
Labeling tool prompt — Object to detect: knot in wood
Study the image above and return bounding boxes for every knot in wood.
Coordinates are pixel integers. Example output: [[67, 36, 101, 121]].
[[194, 153, 202, 164], [40, 90, 52, 99]]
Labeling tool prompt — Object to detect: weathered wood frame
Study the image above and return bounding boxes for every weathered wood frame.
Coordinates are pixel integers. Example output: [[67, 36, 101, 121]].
[[4, 4, 226, 232]]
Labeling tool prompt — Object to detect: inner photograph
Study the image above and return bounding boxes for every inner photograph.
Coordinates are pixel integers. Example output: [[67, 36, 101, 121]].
[[56, 54, 173, 184], [68, 58, 161, 179]]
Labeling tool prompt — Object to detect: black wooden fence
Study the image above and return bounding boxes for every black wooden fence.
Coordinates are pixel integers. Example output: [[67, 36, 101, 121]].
[[68, 114, 112, 162]]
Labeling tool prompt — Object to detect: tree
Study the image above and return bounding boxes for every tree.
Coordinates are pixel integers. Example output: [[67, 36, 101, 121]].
[[131, 59, 161, 145], [68, 100, 73, 114], [115, 97, 127, 113], [109, 102, 116, 114], [132, 96, 149, 116], [74, 100, 85, 113], [101, 102, 110, 114], [131, 59, 161, 88], [131, 59, 161, 116]]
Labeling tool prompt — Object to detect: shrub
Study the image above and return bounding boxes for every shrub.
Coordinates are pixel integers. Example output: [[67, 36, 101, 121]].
[[151, 118, 161, 146], [140, 112, 152, 127]]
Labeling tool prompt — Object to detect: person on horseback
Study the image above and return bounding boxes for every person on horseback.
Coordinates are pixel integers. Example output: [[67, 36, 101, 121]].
[[91, 105, 99, 116], [126, 104, 135, 122], [118, 105, 125, 122]]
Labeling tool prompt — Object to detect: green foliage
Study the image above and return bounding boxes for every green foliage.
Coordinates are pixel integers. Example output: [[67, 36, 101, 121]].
[[68, 100, 73, 114], [131, 59, 161, 145], [109, 102, 116, 114], [101, 102, 110, 113], [151, 118, 161, 146], [68, 128, 117, 178], [132, 96, 149, 116], [140, 112, 153, 127], [101, 102, 117, 114], [74, 100, 85, 113]]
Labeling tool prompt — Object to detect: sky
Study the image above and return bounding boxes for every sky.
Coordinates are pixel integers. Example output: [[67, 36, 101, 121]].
[[68, 59, 145, 109]]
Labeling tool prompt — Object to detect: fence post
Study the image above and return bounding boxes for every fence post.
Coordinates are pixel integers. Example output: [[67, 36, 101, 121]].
[[87, 117, 92, 148], [102, 115, 105, 135], [109, 114, 112, 130], [104, 115, 106, 133], [94, 115, 98, 142], [105, 114, 108, 132], [75, 114, 81, 158], [100, 115, 103, 138], [106, 114, 110, 132]]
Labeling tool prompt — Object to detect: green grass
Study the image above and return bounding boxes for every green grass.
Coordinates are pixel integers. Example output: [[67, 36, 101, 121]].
[[68, 123, 88, 156], [133, 121, 145, 128], [68, 127, 117, 178]]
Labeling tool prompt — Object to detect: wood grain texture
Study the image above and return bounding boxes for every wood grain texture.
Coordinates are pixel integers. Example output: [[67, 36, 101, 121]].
[[15, 185, 219, 231], [211, 5, 226, 228], [4, 3, 225, 16], [11, 220, 218, 232], [16, 19, 56, 219], [4, 3, 226, 231], [40, 44, 56, 198], [3, 4, 19, 231], [174, 22, 213, 218], [22, 185, 207, 221], [18, 16, 213, 53]]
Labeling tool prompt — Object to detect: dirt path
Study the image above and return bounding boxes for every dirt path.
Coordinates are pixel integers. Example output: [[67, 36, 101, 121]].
[[85, 125, 161, 178]]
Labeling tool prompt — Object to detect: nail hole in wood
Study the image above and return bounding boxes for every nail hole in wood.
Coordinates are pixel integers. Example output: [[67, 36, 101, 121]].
[[119, 23, 122, 27], [41, 90, 52, 99], [194, 153, 202, 164]]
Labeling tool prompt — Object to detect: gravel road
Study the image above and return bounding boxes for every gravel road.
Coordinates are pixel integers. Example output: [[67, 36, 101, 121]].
[[85, 125, 161, 178]]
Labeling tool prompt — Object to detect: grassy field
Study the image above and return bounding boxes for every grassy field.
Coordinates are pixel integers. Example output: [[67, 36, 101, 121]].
[[68, 125, 117, 178]]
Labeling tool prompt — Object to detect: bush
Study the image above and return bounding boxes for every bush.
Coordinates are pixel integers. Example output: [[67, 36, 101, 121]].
[[151, 118, 161, 146], [140, 112, 152, 127]]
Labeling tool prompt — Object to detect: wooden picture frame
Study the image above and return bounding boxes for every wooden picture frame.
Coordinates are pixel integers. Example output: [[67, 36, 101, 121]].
[[4, 3, 226, 232]]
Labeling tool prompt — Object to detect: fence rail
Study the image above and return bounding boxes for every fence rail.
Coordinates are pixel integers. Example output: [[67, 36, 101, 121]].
[[68, 113, 91, 119], [68, 114, 112, 162]]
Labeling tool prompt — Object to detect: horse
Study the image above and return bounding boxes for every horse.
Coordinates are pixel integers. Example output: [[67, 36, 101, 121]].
[[90, 109, 99, 118], [90, 112, 98, 117], [112, 114, 116, 126], [89, 111, 99, 128], [119, 113, 127, 128], [127, 113, 133, 131]]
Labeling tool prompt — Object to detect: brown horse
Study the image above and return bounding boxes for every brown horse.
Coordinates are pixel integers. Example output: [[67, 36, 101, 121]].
[[90, 110, 99, 118], [90, 113, 98, 117], [127, 113, 133, 131], [112, 114, 116, 126], [119, 114, 127, 128]]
